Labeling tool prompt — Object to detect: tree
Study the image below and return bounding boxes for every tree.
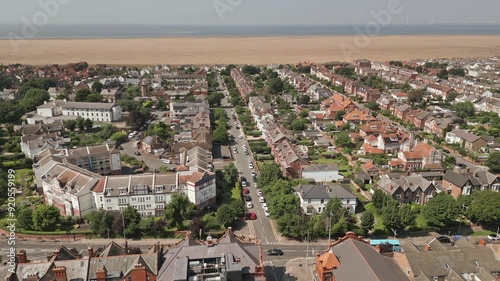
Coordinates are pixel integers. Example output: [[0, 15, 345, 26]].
[[335, 132, 351, 148], [92, 81, 104, 93], [296, 95, 310, 105], [408, 91, 424, 104], [452, 101, 475, 119], [126, 110, 148, 130], [86, 93, 104, 102], [485, 151, 500, 173], [64, 120, 77, 131], [0, 102, 24, 123], [268, 193, 300, 218], [446, 92, 459, 102], [382, 200, 403, 232], [76, 117, 86, 131], [212, 124, 229, 144], [75, 88, 92, 102], [242, 65, 261, 75], [257, 163, 282, 188], [189, 217, 205, 239], [290, 119, 306, 132], [399, 204, 416, 229], [20, 88, 50, 112], [216, 200, 244, 227], [360, 211, 375, 234], [467, 190, 500, 225], [17, 208, 34, 230], [87, 209, 115, 237], [277, 213, 307, 238], [164, 194, 195, 229], [448, 68, 466, 77], [32, 205, 60, 231], [268, 78, 284, 94], [207, 92, 225, 107], [437, 69, 449, 80], [222, 163, 238, 188], [422, 193, 459, 227], [365, 101, 380, 111], [443, 155, 456, 170], [110, 131, 128, 145], [84, 118, 94, 130], [335, 110, 345, 121]]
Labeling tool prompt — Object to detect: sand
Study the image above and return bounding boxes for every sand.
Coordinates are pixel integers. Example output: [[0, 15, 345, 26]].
[[1, 35, 500, 65]]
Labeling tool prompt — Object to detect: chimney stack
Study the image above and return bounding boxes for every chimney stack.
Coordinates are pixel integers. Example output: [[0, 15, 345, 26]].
[[129, 264, 147, 281], [17, 250, 27, 263], [96, 267, 107, 281], [87, 246, 94, 257], [53, 249, 60, 259], [423, 244, 432, 251], [227, 227, 234, 237], [53, 266, 67, 281]]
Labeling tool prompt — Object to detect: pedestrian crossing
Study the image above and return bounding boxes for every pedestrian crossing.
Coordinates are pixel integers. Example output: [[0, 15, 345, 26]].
[[263, 259, 289, 265]]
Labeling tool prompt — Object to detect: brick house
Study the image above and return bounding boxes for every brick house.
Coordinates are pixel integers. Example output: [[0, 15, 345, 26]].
[[442, 169, 500, 199], [375, 174, 439, 205]]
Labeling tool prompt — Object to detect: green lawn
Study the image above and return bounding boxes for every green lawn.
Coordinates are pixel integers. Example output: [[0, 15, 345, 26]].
[[364, 203, 386, 234], [15, 168, 32, 184], [470, 230, 496, 236]]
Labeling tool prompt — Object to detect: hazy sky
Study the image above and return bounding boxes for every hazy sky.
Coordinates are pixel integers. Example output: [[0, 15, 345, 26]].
[[0, 0, 498, 25]]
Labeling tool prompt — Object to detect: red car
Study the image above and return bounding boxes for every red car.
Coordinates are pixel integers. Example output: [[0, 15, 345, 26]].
[[246, 212, 257, 220], [242, 187, 250, 194]]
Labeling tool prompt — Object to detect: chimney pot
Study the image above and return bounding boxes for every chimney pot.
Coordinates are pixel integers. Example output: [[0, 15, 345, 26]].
[[87, 246, 94, 257]]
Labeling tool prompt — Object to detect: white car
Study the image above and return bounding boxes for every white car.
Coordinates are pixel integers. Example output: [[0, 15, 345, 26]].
[[241, 181, 247, 187], [239, 135, 243, 139], [163, 160, 172, 164], [261, 202, 267, 208], [264, 210, 270, 217], [249, 163, 254, 169], [257, 190, 263, 196], [246, 202, 253, 209], [232, 146, 237, 152], [488, 234, 500, 241], [242, 145, 247, 149], [258, 196, 265, 203]]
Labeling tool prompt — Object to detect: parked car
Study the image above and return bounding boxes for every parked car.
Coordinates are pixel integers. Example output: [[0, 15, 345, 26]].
[[257, 190, 263, 196], [244, 195, 252, 202], [264, 210, 270, 217], [241, 181, 247, 187], [487, 234, 500, 241], [134, 151, 141, 156], [163, 160, 172, 164], [242, 187, 250, 194], [246, 202, 253, 209], [258, 196, 265, 203], [443, 149, 450, 154], [266, 249, 283, 256], [249, 163, 254, 169], [239, 135, 243, 139], [436, 236, 452, 244]]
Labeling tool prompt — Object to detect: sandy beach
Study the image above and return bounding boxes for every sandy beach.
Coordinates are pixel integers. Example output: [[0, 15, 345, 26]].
[[1, 35, 500, 65]]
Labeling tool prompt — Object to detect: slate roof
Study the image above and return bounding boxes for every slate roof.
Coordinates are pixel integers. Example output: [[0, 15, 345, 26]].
[[377, 174, 435, 195], [294, 184, 356, 200], [443, 170, 481, 188], [330, 239, 408, 281], [302, 164, 339, 172]]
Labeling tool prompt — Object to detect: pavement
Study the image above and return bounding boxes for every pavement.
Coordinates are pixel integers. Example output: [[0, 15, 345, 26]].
[[283, 258, 316, 281]]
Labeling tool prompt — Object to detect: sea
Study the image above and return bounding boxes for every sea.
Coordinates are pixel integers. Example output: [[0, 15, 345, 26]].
[[1, 24, 500, 39]]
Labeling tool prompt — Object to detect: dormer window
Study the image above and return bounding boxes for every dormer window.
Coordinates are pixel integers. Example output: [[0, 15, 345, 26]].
[[119, 188, 127, 195]]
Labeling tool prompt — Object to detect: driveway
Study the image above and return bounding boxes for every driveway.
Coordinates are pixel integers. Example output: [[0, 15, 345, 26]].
[[120, 139, 175, 171]]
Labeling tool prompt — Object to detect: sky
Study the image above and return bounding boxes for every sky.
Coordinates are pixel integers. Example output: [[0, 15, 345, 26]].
[[0, 0, 498, 25]]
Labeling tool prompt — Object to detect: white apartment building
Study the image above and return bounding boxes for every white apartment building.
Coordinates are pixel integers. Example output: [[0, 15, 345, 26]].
[[294, 184, 357, 215], [37, 100, 122, 122]]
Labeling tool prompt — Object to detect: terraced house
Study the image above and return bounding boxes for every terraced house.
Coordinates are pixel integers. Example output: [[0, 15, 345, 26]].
[[375, 174, 440, 205]]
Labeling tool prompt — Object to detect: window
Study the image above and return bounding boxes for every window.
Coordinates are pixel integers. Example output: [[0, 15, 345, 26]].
[[346, 199, 350, 204], [318, 207, 322, 213], [320, 199, 324, 204]]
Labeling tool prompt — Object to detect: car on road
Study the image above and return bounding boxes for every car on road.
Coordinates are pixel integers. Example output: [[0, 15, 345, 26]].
[[244, 195, 252, 202], [236, 126, 240, 130], [443, 149, 450, 154], [258, 196, 265, 203], [233, 146, 237, 151], [244, 151, 249, 155], [266, 249, 283, 256], [246, 212, 257, 220], [246, 202, 253, 209], [163, 160, 172, 164], [264, 209, 270, 217], [249, 163, 254, 169], [251, 171, 256, 177], [242, 187, 250, 194], [488, 234, 500, 241], [456, 163, 467, 168]]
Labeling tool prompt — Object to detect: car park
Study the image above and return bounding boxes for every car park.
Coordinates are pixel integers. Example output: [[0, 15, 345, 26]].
[[257, 190, 263, 196], [266, 249, 283, 256]]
